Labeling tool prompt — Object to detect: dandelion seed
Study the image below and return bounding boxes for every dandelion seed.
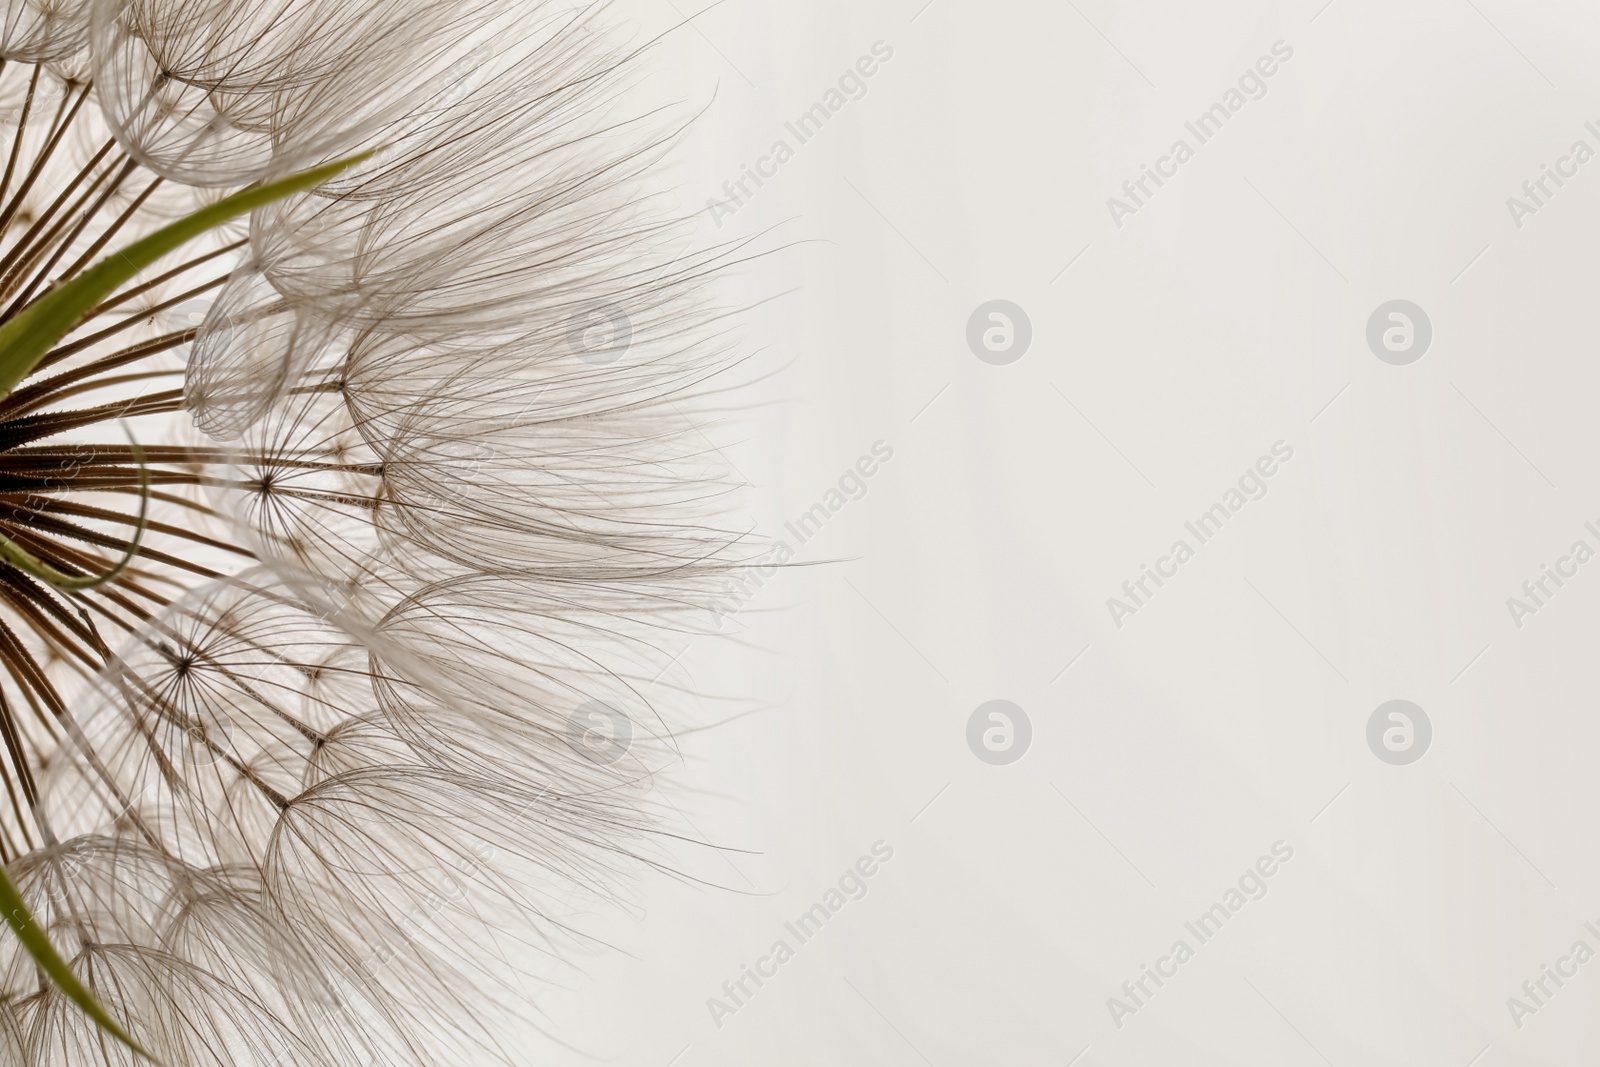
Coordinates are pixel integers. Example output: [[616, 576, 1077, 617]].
[[0, 0, 747, 1062]]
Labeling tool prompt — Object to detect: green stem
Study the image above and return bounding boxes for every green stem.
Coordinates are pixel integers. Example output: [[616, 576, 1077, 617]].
[[0, 858, 160, 1063], [0, 148, 374, 1063], [0, 424, 149, 590], [0, 150, 373, 399]]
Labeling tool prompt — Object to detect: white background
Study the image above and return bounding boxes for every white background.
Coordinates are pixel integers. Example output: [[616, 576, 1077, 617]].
[[532, 1, 1600, 1063]]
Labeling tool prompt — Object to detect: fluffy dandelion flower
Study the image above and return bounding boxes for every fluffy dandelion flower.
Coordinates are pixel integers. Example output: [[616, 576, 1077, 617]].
[[0, 0, 740, 1062]]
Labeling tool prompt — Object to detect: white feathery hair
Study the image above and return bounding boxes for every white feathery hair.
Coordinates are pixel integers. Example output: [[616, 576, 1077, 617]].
[[0, 0, 746, 1062]]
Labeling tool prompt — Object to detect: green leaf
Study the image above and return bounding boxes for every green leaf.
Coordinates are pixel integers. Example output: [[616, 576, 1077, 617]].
[[0, 858, 160, 1063], [0, 150, 374, 400], [0, 150, 373, 1063]]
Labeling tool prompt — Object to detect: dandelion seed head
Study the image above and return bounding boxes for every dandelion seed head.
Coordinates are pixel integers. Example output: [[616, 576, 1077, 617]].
[[0, 0, 748, 1061]]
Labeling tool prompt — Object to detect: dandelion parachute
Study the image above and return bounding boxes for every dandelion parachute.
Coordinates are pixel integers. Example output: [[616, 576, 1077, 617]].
[[0, 0, 744, 1061]]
